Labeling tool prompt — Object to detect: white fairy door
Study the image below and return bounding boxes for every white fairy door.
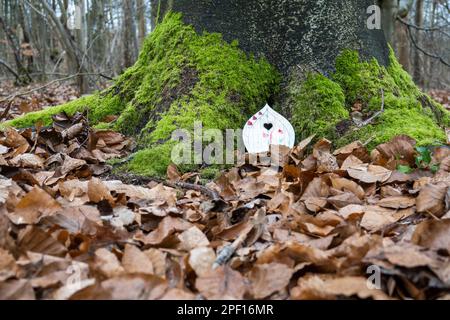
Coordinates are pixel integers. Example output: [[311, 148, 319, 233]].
[[242, 104, 295, 154]]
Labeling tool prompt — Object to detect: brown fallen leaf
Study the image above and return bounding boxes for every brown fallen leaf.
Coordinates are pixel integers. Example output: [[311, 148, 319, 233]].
[[412, 219, 450, 252], [17, 226, 67, 257], [0, 248, 18, 281], [196, 265, 246, 300], [291, 274, 390, 300], [378, 196, 415, 209], [137, 216, 193, 245], [330, 177, 365, 200], [416, 183, 448, 217], [189, 247, 216, 277], [177, 226, 210, 251], [94, 248, 125, 278], [376, 135, 417, 167], [360, 206, 399, 232], [9, 153, 44, 169], [347, 164, 392, 183], [88, 178, 115, 205], [0, 279, 35, 300], [122, 244, 154, 275], [8, 187, 61, 225], [249, 262, 294, 299]]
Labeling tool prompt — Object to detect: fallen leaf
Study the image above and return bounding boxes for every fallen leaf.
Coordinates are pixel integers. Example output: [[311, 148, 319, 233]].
[[122, 244, 154, 275], [416, 183, 447, 217], [196, 266, 246, 300], [347, 164, 392, 183], [189, 247, 216, 277], [412, 219, 450, 252], [177, 226, 210, 251], [249, 263, 294, 299], [291, 274, 389, 300], [8, 187, 61, 224]]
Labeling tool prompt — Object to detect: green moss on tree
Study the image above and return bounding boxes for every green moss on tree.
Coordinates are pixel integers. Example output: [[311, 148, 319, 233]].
[[5, 13, 279, 177], [288, 48, 449, 148], [289, 73, 348, 141], [5, 14, 448, 177]]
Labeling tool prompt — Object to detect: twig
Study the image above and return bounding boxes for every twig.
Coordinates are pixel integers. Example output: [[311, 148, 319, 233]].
[[213, 224, 253, 269], [164, 180, 221, 202], [399, 18, 450, 68], [356, 89, 385, 128]]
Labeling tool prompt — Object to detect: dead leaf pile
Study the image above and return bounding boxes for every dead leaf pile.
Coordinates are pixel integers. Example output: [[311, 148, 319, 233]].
[[0, 128, 449, 300]]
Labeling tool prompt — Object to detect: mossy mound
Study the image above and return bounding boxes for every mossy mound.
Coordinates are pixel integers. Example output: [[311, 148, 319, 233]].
[[288, 49, 449, 148], [5, 14, 449, 178], [5, 13, 279, 177]]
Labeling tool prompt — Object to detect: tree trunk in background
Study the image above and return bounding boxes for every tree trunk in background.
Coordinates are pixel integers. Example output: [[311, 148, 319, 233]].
[[153, 0, 389, 76], [413, 0, 424, 87], [137, 0, 147, 48], [379, 0, 398, 45], [122, 0, 138, 69]]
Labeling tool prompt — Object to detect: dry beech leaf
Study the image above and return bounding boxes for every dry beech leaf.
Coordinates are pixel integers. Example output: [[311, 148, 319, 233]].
[[177, 226, 210, 251], [144, 249, 167, 278], [160, 288, 196, 300], [196, 265, 246, 300], [8, 187, 61, 225], [412, 219, 450, 252], [378, 196, 415, 209], [291, 274, 389, 300], [376, 135, 416, 166], [340, 154, 363, 170], [189, 247, 216, 277], [17, 226, 67, 257], [0, 279, 35, 300], [360, 206, 398, 231], [88, 178, 114, 205], [138, 216, 192, 245], [249, 262, 294, 299], [167, 163, 181, 182], [9, 153, 44, 169], [347, 164, 392, 183], [0, 248, 18, 281], [416, 183, 447, 217], [122, 244, 154, 275], [330, 177, 365, 200], [338, 204, 365, 220], [100, 275, 167, 300], [94, 248, 124, 278]]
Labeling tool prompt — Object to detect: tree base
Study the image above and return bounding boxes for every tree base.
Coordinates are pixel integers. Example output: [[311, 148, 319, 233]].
[[4, 14, 449, 177]]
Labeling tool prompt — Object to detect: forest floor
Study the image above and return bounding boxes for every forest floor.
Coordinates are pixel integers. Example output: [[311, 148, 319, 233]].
[[0, 82, 449, 300]]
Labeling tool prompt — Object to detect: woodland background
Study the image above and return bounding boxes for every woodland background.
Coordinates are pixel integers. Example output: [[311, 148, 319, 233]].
[[0, 1, 449, 99]]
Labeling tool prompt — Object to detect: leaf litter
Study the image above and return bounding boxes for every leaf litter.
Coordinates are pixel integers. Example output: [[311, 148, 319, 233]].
[[0, 114, 449, 300]]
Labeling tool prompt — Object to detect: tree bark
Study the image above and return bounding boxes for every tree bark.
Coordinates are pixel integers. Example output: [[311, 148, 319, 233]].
[[154, 0, 390, 76], [137, 0, 147, 48], [122, 0, 138, 69], [413, 0, 424, 86]]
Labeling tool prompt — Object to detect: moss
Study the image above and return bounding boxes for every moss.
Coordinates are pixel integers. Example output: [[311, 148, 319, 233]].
[[117, 13, 279, 174], [6, 13, 279, 177], [337, 100, 446, 148], [289, 73, 348, 141], [289, 47, 449, 148]]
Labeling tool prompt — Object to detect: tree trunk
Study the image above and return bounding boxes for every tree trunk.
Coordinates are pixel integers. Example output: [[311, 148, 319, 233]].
[[137, 0, 147, 48], [379, 0, 398, 45], [122, 0, 138, 69], [413, 0, 423, 86], [10, 1, 449, 178], [153, 0, 390, 75]]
